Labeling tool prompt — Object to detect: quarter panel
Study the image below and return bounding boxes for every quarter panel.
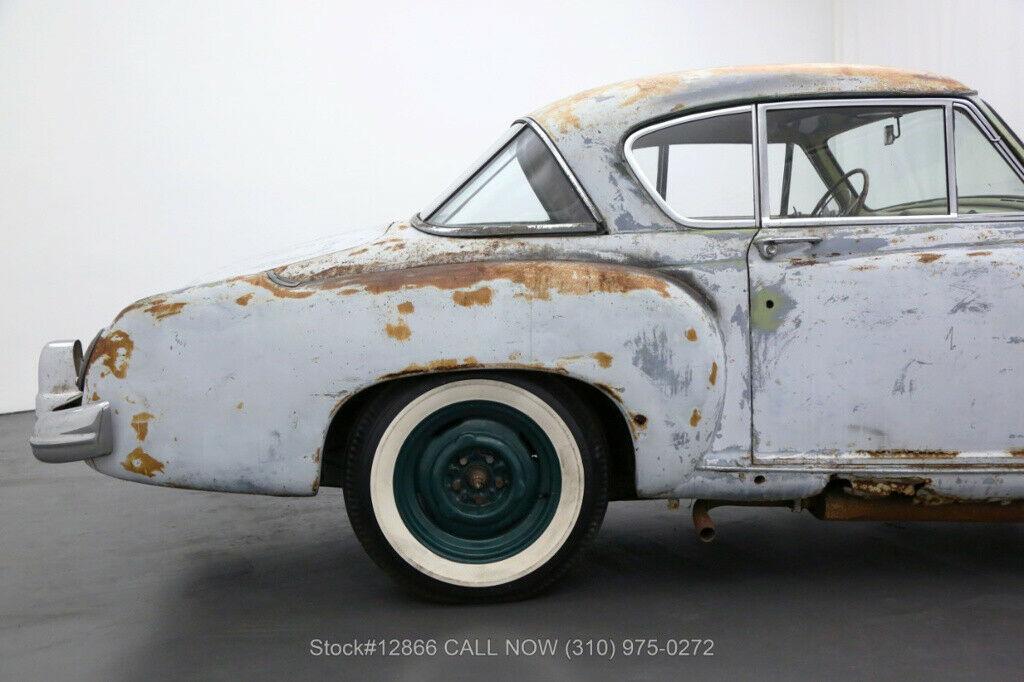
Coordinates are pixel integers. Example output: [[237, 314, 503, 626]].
[[84, 224, 754, 497]]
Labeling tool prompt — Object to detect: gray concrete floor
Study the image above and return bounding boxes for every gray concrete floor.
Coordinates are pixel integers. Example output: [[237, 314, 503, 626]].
[[3, 409, 1023, 681]]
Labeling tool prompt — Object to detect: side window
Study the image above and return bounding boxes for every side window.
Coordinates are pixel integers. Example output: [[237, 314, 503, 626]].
[[764, 105, 949, 218], [427, 126, 595, 227], [954, 109, 1024, 214], [628, 110, 755, 224]]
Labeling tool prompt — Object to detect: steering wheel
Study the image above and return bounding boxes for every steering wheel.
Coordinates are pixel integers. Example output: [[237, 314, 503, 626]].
[[811, 168, 870, 217]]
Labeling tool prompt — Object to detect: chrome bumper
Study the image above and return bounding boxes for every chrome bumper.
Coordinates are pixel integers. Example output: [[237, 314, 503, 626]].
[[30, 340, 113, 463]]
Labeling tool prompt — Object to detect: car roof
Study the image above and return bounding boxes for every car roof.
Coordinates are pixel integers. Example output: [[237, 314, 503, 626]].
[[529, 64, 974, 232]]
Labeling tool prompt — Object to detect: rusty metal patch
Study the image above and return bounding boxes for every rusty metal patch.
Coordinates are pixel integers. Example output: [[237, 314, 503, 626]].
[[130, 412, 155, 441], [90, 330, 133, 379], [121, 447, 165, 478], [452, 287, 493, 307], [143, 299, 187, 320]]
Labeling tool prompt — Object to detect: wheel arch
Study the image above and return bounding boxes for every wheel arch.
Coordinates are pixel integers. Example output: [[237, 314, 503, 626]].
[[318, 369, 637, 500]]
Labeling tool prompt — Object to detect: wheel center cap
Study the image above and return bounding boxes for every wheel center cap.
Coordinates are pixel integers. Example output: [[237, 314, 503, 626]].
[[466, 465, 490, 490]]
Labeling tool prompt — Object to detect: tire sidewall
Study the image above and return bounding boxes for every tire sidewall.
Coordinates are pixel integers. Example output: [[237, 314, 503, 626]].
[[344, 372, 607, 601]]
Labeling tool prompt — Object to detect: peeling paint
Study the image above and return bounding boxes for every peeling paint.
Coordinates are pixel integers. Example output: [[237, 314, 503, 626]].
[[857, 449, 958, 458], [452, 287, 493, 307], [121, 447, 164, 478], [143, 299, 187, 320], [302, 261, 671, 301], [385, 320, 411, 341], [90, 330, 133, 379], [239, 274, 315, 299], [380, 357, 483, 380], [130, 412, 155, 441]]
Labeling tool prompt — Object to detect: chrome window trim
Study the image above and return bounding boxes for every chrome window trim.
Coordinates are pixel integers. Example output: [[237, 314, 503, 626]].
[[419, 122, 524, 220], [755, 97, 1024, 228], [952, 101, 1024, 186], [622, 105, 759, 229], [416, 117, 603, 238]]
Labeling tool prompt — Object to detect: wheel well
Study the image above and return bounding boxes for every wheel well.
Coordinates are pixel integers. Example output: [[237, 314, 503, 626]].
[[318, 370, 638, 501]]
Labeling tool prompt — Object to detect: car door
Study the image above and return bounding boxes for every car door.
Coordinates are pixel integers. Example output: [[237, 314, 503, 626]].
[[747, 97, 1024, 466]]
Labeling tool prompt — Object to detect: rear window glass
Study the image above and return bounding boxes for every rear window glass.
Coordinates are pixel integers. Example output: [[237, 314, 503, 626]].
[[428, 127, 594, 226]]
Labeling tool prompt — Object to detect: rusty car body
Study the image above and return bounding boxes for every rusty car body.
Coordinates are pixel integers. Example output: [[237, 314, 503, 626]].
[[31, 64, 1024, 599]]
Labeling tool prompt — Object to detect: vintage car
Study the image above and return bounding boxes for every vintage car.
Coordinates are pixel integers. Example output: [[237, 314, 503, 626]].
[[31, 64, 1024, 600]]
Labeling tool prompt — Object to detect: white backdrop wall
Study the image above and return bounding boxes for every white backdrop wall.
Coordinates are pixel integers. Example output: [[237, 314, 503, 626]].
[[834, 0, 1024, 134], [1, 0, 1018, 413]]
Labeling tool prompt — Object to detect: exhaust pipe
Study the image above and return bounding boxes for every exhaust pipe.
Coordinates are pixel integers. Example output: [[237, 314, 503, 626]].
[[692, 499, 716, 542]]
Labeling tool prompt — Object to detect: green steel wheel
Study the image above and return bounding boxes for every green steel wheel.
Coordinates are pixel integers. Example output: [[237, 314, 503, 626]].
[[344, 373, 608, 602]]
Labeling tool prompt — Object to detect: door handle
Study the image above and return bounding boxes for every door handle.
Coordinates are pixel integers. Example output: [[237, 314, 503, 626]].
[[754, 236, 823, 260]]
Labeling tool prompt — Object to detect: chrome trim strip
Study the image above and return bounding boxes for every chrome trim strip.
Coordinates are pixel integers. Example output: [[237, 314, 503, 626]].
[[945, 102, 958, 216], [416, 118, 603, 238], [623, 105, 758, 229], [266, 268, 300, 288], [412, 214, 599, 238], [953, 101, 1024, 185]]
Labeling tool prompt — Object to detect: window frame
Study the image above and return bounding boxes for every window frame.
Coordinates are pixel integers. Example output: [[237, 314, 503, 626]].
[[756, 97, 1024, 227], [622, 104, 761, 229], [623, 97, 1024, 230], [415, 117, 603, 237]]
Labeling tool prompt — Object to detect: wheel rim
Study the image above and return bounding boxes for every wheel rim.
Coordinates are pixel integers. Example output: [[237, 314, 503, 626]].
[[393, 400, 561, 563]]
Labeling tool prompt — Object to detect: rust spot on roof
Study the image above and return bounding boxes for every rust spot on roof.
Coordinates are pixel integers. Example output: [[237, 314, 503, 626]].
[[857, 449, 958, 458], [236, 401, 244, 410], [917, 253, 943, 263], [591, 352, 613, 368], [397, 301, 415, 314], [685, 328, 698, 341], [240, 274, 315, 299], [790, 257, 820, 267], [631, 413, 648, 429], [380, 357, 483, 380], [90, 391, 100, 402], [618, 74, 685, 107], [385, 320, 411, 341], [852, 264, 878, 271], [337, 288, 360, 296], [130, 412, 155, 441], [532, 65, 970, 136], [967, 251, 992, 257], [121, 447, 164, 478], [235, 293, 253, 306], [143, 299, 186, 320], [91, 330, 133, 379], [689, 408, 702, 427], [317, 261, 671, 301], [709, 361, 718, 386], [1010, 449, 1024, 457], [452, 287, 493, 307], [348, 247, 369, 256]]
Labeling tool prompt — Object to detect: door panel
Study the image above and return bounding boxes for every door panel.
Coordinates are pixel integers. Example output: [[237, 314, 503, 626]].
[[748, 221, 1024, 464]]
